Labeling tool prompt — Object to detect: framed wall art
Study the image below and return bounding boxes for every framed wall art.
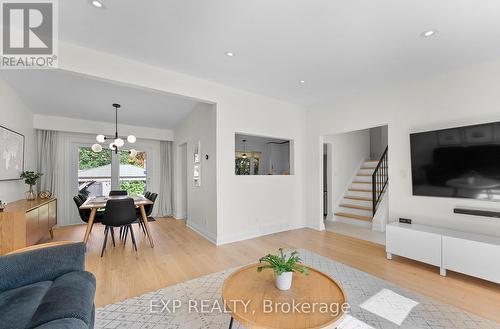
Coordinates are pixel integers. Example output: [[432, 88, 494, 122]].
[[0, 125, 25, 181]]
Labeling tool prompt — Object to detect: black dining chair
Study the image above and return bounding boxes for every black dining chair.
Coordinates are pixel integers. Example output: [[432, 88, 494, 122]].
[[77, 193, 88, 203], [109, 190, 128, 196], [144, 191, 152, 199], [73, 196, 104, 237], [101, 198, 138, 257], [146, 193, 158, 217], [134, 192, 158, 234]]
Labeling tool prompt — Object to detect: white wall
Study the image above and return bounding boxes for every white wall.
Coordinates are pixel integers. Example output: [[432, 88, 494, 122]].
[[324, 129, 370, 217], [370, 125, 388, 160], [0, 77, 36, 203], [58, 42, 307, 245], [173, 103, 217, 242], [307, 58, 500, 237]]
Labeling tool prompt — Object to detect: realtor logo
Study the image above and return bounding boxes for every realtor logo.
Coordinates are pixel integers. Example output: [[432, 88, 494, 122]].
[[1, 0, 58, 68]]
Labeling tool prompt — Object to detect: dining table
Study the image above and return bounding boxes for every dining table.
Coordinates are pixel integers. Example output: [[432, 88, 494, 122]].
[[79, 195, 154, 248]]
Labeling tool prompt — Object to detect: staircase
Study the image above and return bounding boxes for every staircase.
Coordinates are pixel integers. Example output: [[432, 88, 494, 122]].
[[334, 160, 380, 227]]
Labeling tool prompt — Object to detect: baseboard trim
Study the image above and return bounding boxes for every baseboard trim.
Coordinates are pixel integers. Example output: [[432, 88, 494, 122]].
[[307, 222, 325, 231], [217, 223, 306, 246], [186, 221, 217, 245], [57, 221, 87, 227], [173, 211, 187, 220]]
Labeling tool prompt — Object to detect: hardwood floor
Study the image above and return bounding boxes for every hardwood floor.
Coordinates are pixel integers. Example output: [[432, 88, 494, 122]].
[[47, 218, 500, 323]]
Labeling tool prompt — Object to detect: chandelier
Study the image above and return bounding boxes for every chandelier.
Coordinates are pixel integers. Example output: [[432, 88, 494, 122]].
[[91, 103, 137, 156], [241, 139, 248, 158]]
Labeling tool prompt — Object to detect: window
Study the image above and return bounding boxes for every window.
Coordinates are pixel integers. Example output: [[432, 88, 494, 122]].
[[119, 151, 147, 196], [77, 147, 147, 197], [78, 147, 112, 197]]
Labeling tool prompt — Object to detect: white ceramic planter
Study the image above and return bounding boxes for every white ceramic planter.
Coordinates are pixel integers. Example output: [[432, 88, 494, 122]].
[[275, 271, 293, 290]]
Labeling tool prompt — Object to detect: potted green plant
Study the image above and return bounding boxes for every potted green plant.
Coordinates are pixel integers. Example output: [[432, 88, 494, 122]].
[[20, 171, 43, 200], [257, 248, 309, 290]]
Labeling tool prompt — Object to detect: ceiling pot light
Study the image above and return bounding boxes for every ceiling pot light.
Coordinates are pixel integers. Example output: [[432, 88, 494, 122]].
[[225, 52, 234, 57], [421, 30, 437, 38], [127, 135, 136, 143], [114, 138, 124, 147], [91, 144, 102, 153], [91, 0, 103, 8], [299, 80, 305, 84]]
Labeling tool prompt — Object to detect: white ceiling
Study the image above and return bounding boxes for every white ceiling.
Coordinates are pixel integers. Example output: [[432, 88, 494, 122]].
[[57, 0, 500, 107], [0, 70, 202, 129]]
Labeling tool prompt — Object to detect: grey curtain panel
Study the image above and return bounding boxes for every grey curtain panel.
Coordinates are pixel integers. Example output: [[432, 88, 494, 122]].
[[157, 140, 173, 216], [36, 129, 58, 195]]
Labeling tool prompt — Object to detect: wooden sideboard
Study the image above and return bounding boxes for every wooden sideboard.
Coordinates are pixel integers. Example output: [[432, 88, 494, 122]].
[[0, 197, 57, 254]]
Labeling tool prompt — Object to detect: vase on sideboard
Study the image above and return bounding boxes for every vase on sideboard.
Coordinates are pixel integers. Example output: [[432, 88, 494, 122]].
[[25, 185, 36, 200]]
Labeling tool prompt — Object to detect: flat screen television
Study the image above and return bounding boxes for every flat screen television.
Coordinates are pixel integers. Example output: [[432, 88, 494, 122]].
[[410, 121, 500, 201]]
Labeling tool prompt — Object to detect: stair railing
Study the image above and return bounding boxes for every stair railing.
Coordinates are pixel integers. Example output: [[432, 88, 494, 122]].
[[372, 146, 388, 216]]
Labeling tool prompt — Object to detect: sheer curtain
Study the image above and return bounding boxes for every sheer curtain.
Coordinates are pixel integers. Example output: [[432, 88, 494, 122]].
[[157, 140, 173, 216], [36, 129, 58, 195]]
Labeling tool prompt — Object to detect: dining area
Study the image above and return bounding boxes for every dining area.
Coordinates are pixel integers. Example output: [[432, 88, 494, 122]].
[[73, 191, 158, 257]]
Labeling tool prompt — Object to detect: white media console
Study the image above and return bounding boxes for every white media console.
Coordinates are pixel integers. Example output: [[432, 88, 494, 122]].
[[386, 222, 500, 283]]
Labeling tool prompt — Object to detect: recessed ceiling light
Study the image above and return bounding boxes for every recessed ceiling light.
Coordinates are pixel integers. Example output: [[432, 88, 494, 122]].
[[225, 52, 234, 57], [91, 0, 103, 8], [299, 80, 306, 84], [420, 30, 437, 38]]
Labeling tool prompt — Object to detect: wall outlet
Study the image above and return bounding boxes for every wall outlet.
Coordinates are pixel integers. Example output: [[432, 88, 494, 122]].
[[399, 218, 412, 224]]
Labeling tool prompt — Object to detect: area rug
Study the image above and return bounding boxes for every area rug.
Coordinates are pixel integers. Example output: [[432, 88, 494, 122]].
[[95, 249, 499, 329]]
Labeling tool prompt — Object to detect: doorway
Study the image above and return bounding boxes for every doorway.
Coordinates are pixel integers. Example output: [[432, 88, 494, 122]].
[[321, 125, 388, 245], [323, 143, 332, 219]]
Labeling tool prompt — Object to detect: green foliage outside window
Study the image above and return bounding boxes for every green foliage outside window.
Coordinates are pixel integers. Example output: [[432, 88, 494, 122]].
[[235, 152, 260, 175], [79, 148, 111, 170], [120, 151, 146, 167], [79, 148, 146, 170], [120, 180, 145, 196], [253, 159, 259, 175], [235, 157, 251, 175]]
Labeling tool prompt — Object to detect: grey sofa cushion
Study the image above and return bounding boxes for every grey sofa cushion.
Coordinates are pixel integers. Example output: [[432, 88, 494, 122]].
[[0, 281, 52, 329], [33, 318, 89, 329], [28, 271, 96, 329], [0, 243, 86, 292]]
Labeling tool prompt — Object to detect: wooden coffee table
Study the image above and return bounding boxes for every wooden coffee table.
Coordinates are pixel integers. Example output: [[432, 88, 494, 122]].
[[222, 263, 347, 329]]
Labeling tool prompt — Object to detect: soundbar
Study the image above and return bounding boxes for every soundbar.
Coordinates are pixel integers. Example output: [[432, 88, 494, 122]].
[[454, 208, 500, 218]]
